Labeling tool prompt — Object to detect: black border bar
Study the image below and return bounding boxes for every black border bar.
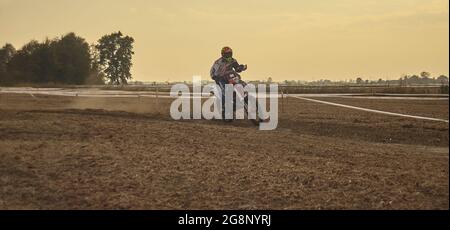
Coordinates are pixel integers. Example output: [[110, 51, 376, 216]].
[[0, 211, 448, 228]]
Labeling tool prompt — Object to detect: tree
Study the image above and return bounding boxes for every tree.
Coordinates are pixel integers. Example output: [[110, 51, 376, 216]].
[[85, 43, 105, 85], [437, 75, 449, 84], [7, 40, 42, 83], [419, 71, 431, 84], [356, 77, 363, 84], [409, 75, 420, 84], [0, 43, 16, 84], [96, 31, 135, 85], [7, 33, 91, 85], [267, 77, 273, 84], [0, 43, 16, 69], [402, 75, 409, 85], [52, 33, 91, 84], [420, 71, 431, 79]]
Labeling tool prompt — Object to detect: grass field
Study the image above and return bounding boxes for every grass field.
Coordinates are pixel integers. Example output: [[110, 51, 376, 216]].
[[0, 92, 448, 210]]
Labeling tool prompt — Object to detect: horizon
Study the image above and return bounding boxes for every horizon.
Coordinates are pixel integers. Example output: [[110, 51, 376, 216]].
[[1, 0, 448, 82]]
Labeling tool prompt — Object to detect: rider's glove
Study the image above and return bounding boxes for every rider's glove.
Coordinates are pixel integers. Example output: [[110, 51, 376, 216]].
[[237, 64, 247, 72]]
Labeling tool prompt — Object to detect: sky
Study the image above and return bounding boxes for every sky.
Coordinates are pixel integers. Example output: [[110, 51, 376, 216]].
[[0, 0, 448, 82]]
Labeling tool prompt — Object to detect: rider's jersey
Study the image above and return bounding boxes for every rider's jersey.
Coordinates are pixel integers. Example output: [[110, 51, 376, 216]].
[[210, 57, 245, 82]]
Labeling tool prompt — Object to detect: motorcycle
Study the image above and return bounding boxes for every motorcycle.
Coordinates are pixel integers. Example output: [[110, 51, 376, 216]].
[[223, 71, 261, 126]]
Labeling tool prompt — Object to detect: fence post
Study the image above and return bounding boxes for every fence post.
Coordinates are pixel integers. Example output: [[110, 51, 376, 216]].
[[286, 87, 289, 108], [156, 86, 160, 113]]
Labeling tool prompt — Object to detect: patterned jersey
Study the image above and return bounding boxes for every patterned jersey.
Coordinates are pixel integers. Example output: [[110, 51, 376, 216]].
[[210, 57, 245, 81]]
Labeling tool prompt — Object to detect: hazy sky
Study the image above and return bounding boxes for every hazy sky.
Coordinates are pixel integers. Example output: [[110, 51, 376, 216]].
[[1, 0, 448, 82]]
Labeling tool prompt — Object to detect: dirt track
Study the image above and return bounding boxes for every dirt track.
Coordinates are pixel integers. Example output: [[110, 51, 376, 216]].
[[0, 93, 448, 209]]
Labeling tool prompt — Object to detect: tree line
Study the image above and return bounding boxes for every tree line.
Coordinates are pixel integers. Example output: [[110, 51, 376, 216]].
[[0, 31, 134, 86], [276, 72, 448, 86], [355, 72, 449, 86]]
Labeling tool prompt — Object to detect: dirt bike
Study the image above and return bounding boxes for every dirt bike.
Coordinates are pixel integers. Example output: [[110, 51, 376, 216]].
[[223, 71, 262, 126]]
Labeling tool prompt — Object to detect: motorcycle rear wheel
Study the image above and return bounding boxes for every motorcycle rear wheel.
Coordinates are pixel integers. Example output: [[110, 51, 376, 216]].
[[243, 95, 260, 126]]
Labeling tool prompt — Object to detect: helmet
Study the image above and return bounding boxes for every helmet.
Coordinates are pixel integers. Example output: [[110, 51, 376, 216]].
[[221, 47, 233, 60]]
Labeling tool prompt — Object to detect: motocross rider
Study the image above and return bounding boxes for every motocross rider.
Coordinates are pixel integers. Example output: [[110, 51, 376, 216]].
[[210, 47, 247, 121]]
